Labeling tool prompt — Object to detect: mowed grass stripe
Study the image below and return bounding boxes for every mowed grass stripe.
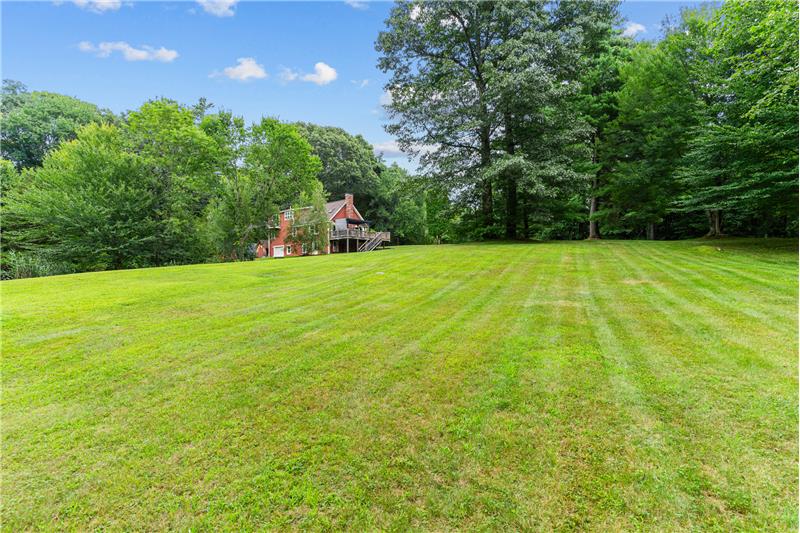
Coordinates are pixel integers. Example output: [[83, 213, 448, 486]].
[[206, 246, 541, 529], [289, 246, 541, 529], [611, 245, 792, 367], [574, 246, 683, 529], [2, 250, 438, 410], [594, 244, 796, 530], [642, 244, 797, 322], [1, 240, 796, 531], [642, 241, 795, 291]]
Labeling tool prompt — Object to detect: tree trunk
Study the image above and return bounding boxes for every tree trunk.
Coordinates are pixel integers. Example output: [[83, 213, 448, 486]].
[[506, 175, 517, 239], [481, 180, 493, 229], [706, 209, 722, 237], [646, 222, 655, 240], [588, 178, 600, 239], [522, 196, 529, 239], [479, 126, 493, 232], [588, 132, 600, 240], [504, 120, 517, 240]]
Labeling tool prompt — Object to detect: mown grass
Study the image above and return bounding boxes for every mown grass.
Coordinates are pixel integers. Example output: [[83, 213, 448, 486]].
[[2, 239, 797, 530]]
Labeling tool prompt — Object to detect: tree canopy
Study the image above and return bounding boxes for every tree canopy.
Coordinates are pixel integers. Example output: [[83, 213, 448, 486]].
[[1, 81, 114, 170], [1, 0, 797, 277]]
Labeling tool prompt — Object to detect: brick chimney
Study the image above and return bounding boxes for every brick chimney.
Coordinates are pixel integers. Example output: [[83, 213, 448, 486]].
[[344, 193, 355, 218]]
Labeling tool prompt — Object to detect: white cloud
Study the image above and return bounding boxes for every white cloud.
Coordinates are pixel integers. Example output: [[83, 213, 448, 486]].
[[197, 0, 237, 17], [70, 0, 122, 13], [280, 62, 338, 86], [379, 89, 393, 107], [301, 62, 338, 85], [212, 57, 267, 81], [372, 140, 434, 158], [622, 22, 646, 38], [372, 141, 405, 158], [351, 79, 369, 88], [409, 5, 422, 20], [344, 0, 368, 9], [78, 41, 178, 62], [280, 67, 300, 82]]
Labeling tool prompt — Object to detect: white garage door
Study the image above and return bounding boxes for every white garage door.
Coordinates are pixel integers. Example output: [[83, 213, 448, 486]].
[[273, 245, 284, 258]]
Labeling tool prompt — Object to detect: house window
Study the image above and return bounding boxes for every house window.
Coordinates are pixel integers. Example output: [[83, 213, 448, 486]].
[[286, 245, 292, 255], [301, 243, 307, 255], [285, 210, 294, 221]]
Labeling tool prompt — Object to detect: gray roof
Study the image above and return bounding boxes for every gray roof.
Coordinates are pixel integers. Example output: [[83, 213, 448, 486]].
[[325, 199, 347, 219], [280, 197, 354, 221]]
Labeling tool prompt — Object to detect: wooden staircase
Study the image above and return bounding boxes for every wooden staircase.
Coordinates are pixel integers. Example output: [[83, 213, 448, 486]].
[[358, 232, 388, 252]]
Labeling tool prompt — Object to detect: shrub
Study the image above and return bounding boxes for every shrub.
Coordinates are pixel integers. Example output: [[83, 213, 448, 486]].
[[0, 250, 74, 279]]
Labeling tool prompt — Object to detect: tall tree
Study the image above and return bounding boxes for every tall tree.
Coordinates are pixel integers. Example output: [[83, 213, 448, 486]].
[[0, 83, 114, 170], [293, 122, 381, 202], [206, 117, 322, 259], [377, 1, 501, 234], [601, 10, 711, 238], [124, 99, 221, 264], [677, 0, 798, 236], [561, 0, 627, 239], [485, 1, 606, 238], [4, 124, 157, 271]]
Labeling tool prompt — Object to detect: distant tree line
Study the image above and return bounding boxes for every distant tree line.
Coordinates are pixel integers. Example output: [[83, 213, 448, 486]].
[[0, 86, 442, 278], [377, 0, 798, 240], [1, 0, 796, 278]]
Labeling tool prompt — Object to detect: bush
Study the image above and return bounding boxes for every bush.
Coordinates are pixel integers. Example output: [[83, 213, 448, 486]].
[[0, 250, 74, 279]]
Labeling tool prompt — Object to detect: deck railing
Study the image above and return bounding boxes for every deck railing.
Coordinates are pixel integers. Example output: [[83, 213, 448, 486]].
[[329, 229, 391, 242]]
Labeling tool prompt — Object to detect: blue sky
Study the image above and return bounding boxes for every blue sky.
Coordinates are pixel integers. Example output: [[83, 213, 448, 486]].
[[2, 0, 704, 169]]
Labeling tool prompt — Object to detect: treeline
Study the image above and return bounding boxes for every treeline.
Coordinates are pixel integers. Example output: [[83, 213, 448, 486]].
[[377, 0, 798, 240], [0, 86, 443, 278], [1, 0, 797, 278]]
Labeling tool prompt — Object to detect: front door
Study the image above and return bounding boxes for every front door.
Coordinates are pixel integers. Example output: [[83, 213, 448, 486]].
[[273, 245, 285, 258]]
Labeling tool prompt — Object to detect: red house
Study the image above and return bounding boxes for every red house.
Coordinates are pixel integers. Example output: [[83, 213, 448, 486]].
[[256, 193, 390, 258]]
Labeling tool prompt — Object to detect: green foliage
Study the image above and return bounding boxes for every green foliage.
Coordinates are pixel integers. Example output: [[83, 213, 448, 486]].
[[1, 80, 113, 169], [377, 1, 797, 240], [289, 181, 331, 254], [293, 122, 381, 206], [377, 1, 618, 239], [594, 1, 798, 239], [380, 164, 428, 244], [675, 0, 798, 235], [601, 23, 707, 236], [4, 0, 797, 278], [0, 158, 19, 199], [4, 124, 158, 271], [124, 99, 221, 264], [0, 249, 74, 279], [5, 99, 322, 271], [246, 118, 322, 210], [207, 116, 322, 260]]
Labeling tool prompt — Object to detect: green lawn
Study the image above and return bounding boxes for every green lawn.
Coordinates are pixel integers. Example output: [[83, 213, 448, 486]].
[[2, 239, 797, 530]]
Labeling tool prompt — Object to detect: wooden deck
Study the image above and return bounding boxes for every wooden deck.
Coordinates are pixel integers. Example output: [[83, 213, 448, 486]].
[[329, 229, 391, 242]]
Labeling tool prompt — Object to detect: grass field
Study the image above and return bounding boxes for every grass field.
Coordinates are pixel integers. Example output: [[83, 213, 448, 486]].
[[2, 239, 797, 530]]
